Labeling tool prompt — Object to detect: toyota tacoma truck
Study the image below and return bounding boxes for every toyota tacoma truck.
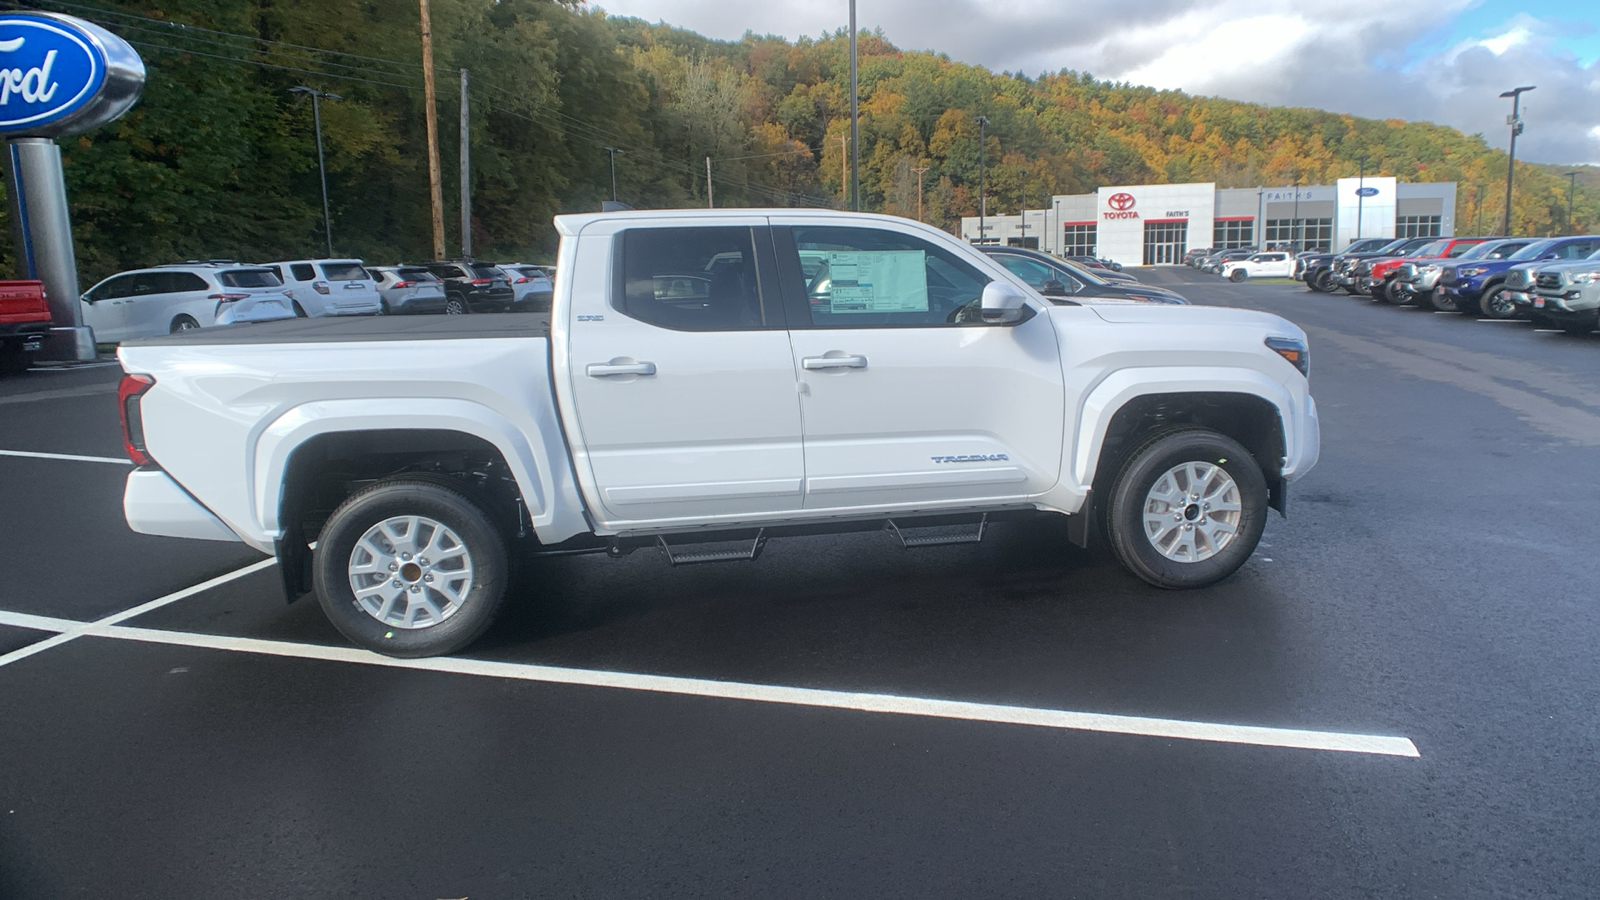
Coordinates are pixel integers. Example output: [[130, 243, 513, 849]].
[[0, 279, 53, 376], [118, 210, 1320, 658]]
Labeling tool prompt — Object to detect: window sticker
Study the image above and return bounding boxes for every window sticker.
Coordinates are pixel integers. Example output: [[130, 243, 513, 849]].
[[826, 250, 929, 313]]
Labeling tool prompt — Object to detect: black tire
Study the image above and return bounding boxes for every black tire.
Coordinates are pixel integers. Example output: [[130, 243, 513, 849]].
[[1308, 270, 1334, 293], [1104, 428, 1269, 589], [170, 315, 200, 333], [1343, 285, 1363, 296], [377, 299, 390, 316], [1479, 285, 1515, 319], [312, 477, 510, 658], [1426, 290, 1454, 312], [1381, 280, 1406, 305], [0, 343, 29, 376], [444, 295, 468, 315], [1228, 269, 1247, 283], [292, 301, 308, 318]]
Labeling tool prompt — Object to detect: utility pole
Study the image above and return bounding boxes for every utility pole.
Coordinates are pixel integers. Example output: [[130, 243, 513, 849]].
[[1053, 198, 1061, 254], [706, 157, 714, 209], [838, 134, 848, 207], [975, 115, 989, 244], [1499, 85, 1535, 236], [289, 86, 340, 258], [1355, 155, 1367, 241], [1565, 172, 1579, 235], [848, 0, 859, 211], [1474, 184, 1486, 235], [912, 163, 929, 222], [419, 0, 445, 260], [603, 147, 623, 203], [459, 68, 471, 259], [1018, 168, 1029, 247]]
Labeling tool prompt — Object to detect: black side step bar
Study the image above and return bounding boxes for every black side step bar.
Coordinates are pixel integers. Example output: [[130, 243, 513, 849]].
[[884, 514, 988, 548], [656, 529, 768, 566]]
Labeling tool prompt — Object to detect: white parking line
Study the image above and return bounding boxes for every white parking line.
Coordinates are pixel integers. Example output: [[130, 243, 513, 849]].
[[0, 597, 1420, 757], [1533, 328, 1563, 333], [0, 449, 132, 465], [0, 557, 275, 668]]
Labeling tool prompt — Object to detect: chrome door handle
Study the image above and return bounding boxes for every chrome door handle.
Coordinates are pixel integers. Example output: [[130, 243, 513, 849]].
[[802, 355, 867, 370], [586, 361, 657, 377]]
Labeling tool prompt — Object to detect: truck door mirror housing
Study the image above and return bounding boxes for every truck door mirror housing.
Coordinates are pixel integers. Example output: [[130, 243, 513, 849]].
[[980, 282, 1030, 325]]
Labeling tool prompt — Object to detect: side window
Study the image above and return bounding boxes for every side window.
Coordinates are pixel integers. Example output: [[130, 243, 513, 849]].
[[1558, 241, 1598, 259], [1445, 243, 1477, 257], [291, 264, 316, 281], [788, 226, 992, 327], [130, 273, 164, 295], [619, 226, 771, 331], [267, 266, 284, 282], [170, 272, 210, 293], [995, 255, 1075, 295], [89, 274, 134, 301]]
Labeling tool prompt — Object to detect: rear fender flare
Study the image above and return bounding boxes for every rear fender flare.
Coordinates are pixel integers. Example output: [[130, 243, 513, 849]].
[[254, 398, 588, 544]]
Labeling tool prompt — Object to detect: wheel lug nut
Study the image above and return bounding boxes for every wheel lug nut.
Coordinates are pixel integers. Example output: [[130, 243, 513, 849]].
[[410, 585, 420, 593], [391, 579, 402, 587], [419, 558, 429, 566], [388, 563, 398, 572], [401, 552, 412, 560], [423, 574, 433, 582]]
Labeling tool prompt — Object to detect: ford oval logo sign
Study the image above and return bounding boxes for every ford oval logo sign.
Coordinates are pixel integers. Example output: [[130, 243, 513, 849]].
[[0, 13, 143, 137], [1355, 186, 1380, 197]]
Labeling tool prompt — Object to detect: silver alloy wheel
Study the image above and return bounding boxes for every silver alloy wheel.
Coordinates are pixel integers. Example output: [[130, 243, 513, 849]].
[[445, 298, 465, 315], [1142, 461, 1243, 563], [347, 515, 474, 629]]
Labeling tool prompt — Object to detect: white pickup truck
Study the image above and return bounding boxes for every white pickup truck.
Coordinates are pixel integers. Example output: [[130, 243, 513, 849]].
[[119, 209, 1320, 658]]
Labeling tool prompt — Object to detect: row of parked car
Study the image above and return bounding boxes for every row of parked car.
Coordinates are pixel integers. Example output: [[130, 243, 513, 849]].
[[1292, 235, 1600, 333], [77, 258, 557, 343]]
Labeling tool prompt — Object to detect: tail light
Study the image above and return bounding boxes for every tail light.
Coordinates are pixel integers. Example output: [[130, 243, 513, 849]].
[[469, 278, 492, 286], [313, 281, 331, 295], [513, 276, 529, 284], [118, 373, 156, 466], [394, 280, 416, 288], [208, 292, 249, 302]]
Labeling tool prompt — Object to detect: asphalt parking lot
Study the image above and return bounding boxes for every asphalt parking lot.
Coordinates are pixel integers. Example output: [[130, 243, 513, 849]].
[[4, 270, 1599, 898]]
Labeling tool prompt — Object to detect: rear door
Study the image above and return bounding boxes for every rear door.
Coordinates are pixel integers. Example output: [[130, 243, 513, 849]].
[[121, 272, 174, 338], [561, 217, 805, 527], [771, 219, 1067, 511]]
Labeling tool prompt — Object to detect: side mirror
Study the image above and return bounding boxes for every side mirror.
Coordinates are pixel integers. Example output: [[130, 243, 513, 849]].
[[981, 281, 1029, 325]]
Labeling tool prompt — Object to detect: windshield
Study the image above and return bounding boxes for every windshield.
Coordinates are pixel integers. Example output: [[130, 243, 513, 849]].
[[1455, 242, 1500, 260], [219, 269, 281, 288], [396, 267, 440, 281], [320, 262, 369, 281], [1412, 240, 1450, 258], [1510, 240, 1557, 260]]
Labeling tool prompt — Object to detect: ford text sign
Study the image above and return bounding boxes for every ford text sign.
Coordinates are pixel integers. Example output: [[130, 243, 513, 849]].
[[0, 13, 143, 137]]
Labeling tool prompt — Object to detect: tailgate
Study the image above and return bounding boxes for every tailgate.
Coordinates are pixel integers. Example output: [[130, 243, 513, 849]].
[[0, 280, 51, 325]]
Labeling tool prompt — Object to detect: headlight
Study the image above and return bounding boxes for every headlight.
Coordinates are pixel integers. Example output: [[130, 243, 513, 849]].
[[1423, 264, 1441, 274], [1459, 267, 1487, 277], [1572, 272, 1600, 284], [1265, 336, 1310, 379]]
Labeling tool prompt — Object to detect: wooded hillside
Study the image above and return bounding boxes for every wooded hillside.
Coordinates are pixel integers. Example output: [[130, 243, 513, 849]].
[[8, 0, 1596, 282]]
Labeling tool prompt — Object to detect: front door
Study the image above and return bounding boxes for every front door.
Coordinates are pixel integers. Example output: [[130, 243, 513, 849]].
[[81, 273, 136, 342], [772, 221, 1067, 511], [564, 219, 805, 527]]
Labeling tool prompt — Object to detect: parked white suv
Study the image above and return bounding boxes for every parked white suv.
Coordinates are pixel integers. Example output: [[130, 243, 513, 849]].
[[264, 259, 383, 317], [500, 263, 555, 311], [79, 262, 298, 342], [1220, 252, 1295, 282], [369, 265, 449, 315]]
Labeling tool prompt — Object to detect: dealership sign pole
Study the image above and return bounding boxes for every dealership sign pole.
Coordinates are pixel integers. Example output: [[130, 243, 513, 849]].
[[0, 12, 143, 361]]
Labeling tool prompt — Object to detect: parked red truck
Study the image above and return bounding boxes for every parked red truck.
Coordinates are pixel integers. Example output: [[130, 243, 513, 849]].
[[0, 280, 52, 375]]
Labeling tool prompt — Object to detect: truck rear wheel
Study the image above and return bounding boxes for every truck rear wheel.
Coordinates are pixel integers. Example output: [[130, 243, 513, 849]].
[[1104, 428, 1268, 589], [313, 477, 510, 658]]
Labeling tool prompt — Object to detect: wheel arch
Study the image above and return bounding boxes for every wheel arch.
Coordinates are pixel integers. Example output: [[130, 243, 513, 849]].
[[1073, 373, 1303, 517]]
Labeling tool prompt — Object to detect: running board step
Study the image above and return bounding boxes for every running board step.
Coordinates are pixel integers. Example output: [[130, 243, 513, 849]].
[[656, 529, 767, 566], [884, 514, 988, 548]]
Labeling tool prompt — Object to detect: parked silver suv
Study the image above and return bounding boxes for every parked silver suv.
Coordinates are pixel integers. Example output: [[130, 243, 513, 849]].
[[79, 262, 297, 343], [1529, 250, 1600, 335]]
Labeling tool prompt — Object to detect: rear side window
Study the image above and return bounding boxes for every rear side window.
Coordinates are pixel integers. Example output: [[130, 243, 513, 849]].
[[290, 264, 316, 281], [468, 264, 502, 279], [1556, 241, 1600, 259], [397, 268, 439, 282], [320, 262, 369, 281], [220, 269, 282, 288], [1444, 243, 1480, 257], [619, 226, 770, 331]]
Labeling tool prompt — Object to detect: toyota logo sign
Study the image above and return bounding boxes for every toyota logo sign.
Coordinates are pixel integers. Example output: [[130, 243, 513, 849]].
[[1108, 192, 1136, 211]]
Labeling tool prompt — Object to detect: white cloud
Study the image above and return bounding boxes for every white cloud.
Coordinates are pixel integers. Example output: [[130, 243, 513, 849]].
[[591, 0, 1600, 164]]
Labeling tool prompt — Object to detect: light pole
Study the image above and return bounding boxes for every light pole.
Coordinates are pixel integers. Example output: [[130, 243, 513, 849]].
[[975, 115, 989, 244], [1018, 168, 1028, 248], [290, 86, 341, 257], [848, 0, 859, 211], [1053, 198, 1061, 254], [1499, 85, 1535, 236], [1355, 155, 1367, 242], [602, 146, 623, 203], [1565, 172, 1579, 235], [1255, 187, 1264, 249], [1291, 174, 1302, 252]]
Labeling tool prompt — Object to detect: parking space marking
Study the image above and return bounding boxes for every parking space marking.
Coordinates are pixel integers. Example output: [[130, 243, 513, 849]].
[[0, 557, 275, 668], [0, 608, 1418, 757], [0, 449, 132, 465], [0, 610, 79, 632], [0, 384, 118, 406]]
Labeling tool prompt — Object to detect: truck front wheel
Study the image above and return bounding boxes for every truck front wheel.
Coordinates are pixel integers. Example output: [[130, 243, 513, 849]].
[[313, 477, 510, 658], [1104, 429, 1268, 589]]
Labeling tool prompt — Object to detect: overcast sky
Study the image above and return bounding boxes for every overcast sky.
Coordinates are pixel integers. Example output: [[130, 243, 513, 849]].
[[592, 0, 1600, 166]]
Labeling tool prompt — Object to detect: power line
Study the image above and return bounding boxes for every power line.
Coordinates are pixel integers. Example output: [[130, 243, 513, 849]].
[[126, 39, 421, 92]]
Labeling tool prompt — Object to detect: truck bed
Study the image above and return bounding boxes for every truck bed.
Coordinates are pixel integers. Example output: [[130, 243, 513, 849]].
[[123, 312, 551, 346]]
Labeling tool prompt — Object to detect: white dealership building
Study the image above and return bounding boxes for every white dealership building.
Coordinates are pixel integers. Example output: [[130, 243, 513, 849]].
[[961, 179, 1458, 265]]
